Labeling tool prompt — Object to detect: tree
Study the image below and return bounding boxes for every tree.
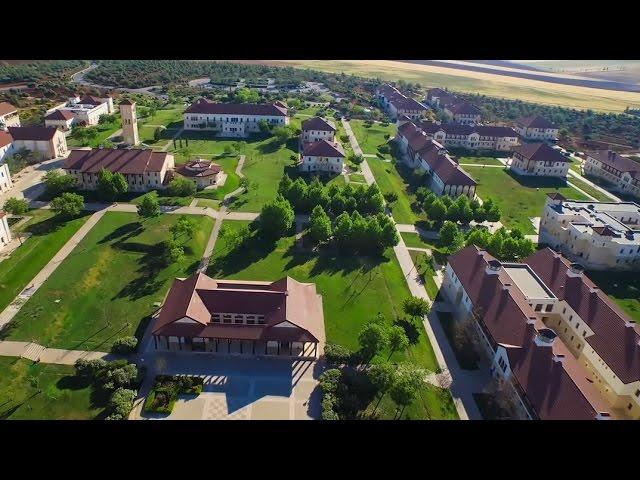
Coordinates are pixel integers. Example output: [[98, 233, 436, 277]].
[[309, 205, 332, 243], [234, 87, 260, 103], [43, 170, 76, 197], [285, 177, 308, 211], [97, 169, 128, 201], [402, 296, 430, 322], [273, 125, 294, 144], [108, 388, 137, 419], [3, 197, 29, 215], [358, 322, 389, 361], [388, 325, 409, 358], [383, 192, 398, 204], [368, 362, 396, 412], [259, 195, 294, 240], [483, 198, 501, 222], [167, 176, 197, 197], [160, 238, 184, 265], [258, 119, 271, 133], [137, 194, 160, 219], [333, 212, 352, 248], [465, 227, 491, 249], [389, 364, 425, 415], [220, 224, 250, 252], [439, 221, 464, 252], [50, 192, 84, 218], [278, 173, 293, 197], [428, 198, 447, 223], [170, 216, 196, 241], [153, 126, 166, 141], [112, 337, 139, 354]]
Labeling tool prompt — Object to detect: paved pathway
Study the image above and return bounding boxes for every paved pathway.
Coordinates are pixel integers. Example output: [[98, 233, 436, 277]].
[[341, 118, 377, 186], [0, 158, 64, 206], [0, 209, 107, 330], [567, 180, 597, 202], [567, 169, 621, 201], [0, 341, 113, 365]]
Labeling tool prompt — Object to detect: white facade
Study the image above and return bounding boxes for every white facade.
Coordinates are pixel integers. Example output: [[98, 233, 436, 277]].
[[510, 153, 569, 178], [44, 117, 74, 131], [299, 153, 344, 173], [0, 213, 11, 251], [0, 108, 20, 129], [301, 128, 334, 144], [184, 113, 288, 138], [46, 101, 109, 128], [583, 152, 640, 199], [515, 125, 558, 141], [427, 127, 519, 152], [11, 131, 67, 160]]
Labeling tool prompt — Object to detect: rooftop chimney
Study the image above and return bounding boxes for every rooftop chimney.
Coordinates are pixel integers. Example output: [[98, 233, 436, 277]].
[[552, 353, 566, 363], [486, 259, 502, 276], [567, 263, 585, 278], [534, 328, 557, 347]]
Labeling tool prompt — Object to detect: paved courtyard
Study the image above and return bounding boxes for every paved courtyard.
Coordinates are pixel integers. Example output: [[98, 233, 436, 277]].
[[132, 353, 322, 420]]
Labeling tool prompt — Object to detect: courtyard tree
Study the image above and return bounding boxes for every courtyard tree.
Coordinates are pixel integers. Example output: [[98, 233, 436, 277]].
[[333, 211, 353, 248], [278, 173, 293, 197], [234, 87, 260, 103], [219, 224, 251, 253], [160, 238, 184, 265], [383, 191, 398, 205], [428, 198, 447, 223], [3, 197, 29, 215], [273, 125, 295, 144], [170, 216, 197, 241], [389, 364, 425, 416], [439, 220, 464, 253], [97, 168, 128, 201], [50, 192, 84, 218], [358, 321, 389, 362], [309, 205, 332, 244], [388, 325, 409, 358], [137, 194, 161, 219], [168, 176, 197, 197], [402, 296, 430, 322], [259, 195, 294, 240], [368, 362, 396, 413], [43, 170, 76, 197]]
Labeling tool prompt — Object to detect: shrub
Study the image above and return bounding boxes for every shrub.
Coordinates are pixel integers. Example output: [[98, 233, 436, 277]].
[[168, 176, 197, 197], [109, 388, 137, 418], [324, 343, 352, 365], [111, 336, 139, 354], [319, 369, 342, 396]]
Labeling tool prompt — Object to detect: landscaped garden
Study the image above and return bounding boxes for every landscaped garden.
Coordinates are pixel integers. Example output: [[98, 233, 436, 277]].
[[143, 375, 204, 414], [586, 270, 640, 323], [1, 211, 214, 351], [456, 156, 505, 166], [208, 220, 438, 372], [0, 209, 91, 313], [567, 175, 616, 202], [465, 166, 590, 234]]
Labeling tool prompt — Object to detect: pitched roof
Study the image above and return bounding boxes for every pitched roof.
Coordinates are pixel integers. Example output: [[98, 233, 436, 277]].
[[0, 130, 12, 149], [153, 273, 324, 343], [176, 159, 221, 178], [78, 95, 103, 106], [446, 101, 482, 116], [418, 121, 518, 138], [516, 115, 557, 129], [185, 100, 287, 116], [45, 110, 74, 121], [0, 102, 17, 117], [63, 148, 170, 174], [301, 116, 335, 132], [513, 142, 569, 164], [7, 126, 58, 141], [302, 140, 345, 158], [587, 150, 640, 175], [119, 99, 134, 106], [422, 149, 477, 186], [524, 248, 640, 384]]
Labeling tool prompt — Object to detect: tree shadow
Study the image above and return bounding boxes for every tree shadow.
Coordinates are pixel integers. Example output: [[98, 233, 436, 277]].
[[56, 374, 92, 391], [394, 317, 421, 345], [506, 169, 568, 188], [207, 232, 278, 277], [98, 221, 143, 244]]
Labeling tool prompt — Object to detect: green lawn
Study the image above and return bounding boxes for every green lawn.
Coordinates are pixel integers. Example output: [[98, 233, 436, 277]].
[[367, 158, 423, 224], [465, 166, 590, 234], [67, 118, 122, 148], [408, 250, 440, 300], [567, 175, 616, 202], [0, 357, 103, 419], [349, 120, 395, 155], [456, 156, 504, 166], [0, 210, 91, 313], [1, 212, 214, 351], [208, 221, 439, 372], [401, 232, 439, 250], [585, 271, 640, 323], [349, 173, 366, 183], [366, 382, 459, 420], [138, 107, 184, 145]]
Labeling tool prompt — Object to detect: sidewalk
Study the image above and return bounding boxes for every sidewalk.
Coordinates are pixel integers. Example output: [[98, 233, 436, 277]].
[[0, 341, 113, 365], [341, 118, 375, 185]]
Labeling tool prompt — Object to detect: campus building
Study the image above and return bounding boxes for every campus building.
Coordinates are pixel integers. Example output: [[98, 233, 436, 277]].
[[175, 159, 222, 189], [44, 109, 75, 131], [425, 88, 482, 125], [0, 102, 20, 129], [515, 116, 559, 141], [415, 121, 520, 152], [299, 139, 345, 174], [183, 99, 289, 137], [44, 95, 112, 129], [0, 131, 13, 193], [396, 121, 477, 198], [583, 150, 640, 199], [300, 116, 336, 144], [0, 211, 11, 251], [509, 142, 570, 178], [7, 126, 67, 160], [376, 84, 428, 121], [443, 244, 640, 420], [152, 273, 325, 359], [63, 148, 175, 192], [120, 99, 140, 146], [539, 193, 640, 270]]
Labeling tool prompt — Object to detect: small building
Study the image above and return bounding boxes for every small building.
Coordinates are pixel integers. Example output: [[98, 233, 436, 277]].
[[44, 109, 75, 131], [175, 159, 222, 189], [376, 84, 428, 121], [0, 102, 20, 129], [509, 142, 570, 178], [0, 130, 13, 193], [300, 116, 336, 144], [7, 126, 67, 160], [63, 148, 175, 191], [299, 139, 345, 174], [415, 121, 520, 152], [184, 99, 289, 137], [515, 115, 559, 141], [444, 101, 482, 125], [539, 193, 640, 270], [151, 273, 325, 359], [0, 211, 11, 251], [425, 88, 458, 108], [77, 94, 115, 114], [583, 150, 640, 199]]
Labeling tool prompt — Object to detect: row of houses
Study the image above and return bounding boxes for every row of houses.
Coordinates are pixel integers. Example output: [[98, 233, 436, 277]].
[[443, 244, 640, 419], [375, 84, 428, 121], [583, 150, 640, 199], [425, 88, 483, 125]]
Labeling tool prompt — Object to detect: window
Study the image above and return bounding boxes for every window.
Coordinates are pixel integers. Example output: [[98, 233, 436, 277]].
[[234, 315, 243, 324], [223, 314, 232, 324], [635, 389, 640, 397], [534, 304, 543, 312], [257, 315, 266, 325], [545, 304, 553, 312], [628, 403, 633, 411]]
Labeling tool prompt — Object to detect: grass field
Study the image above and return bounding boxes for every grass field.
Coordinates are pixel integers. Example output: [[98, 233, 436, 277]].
[[585, 271, 640, 323], [365, 382, 459, 420], [261, 60, 640, 113], [1, 212, 214, 351], [408, 250, 439, 300], [0, 357, 102, 420], [457, 156, 505, 166], [208, 221, 439, 372], [366, 158, 423, 224], [0, 210, 91, 314], [349, 120, 395, 155], [66, 117, 122, 148], [138, 107, 184, 145], [349, 173, 366, 183], [567, 175, 617, 202], [465, 166, 590, 234]]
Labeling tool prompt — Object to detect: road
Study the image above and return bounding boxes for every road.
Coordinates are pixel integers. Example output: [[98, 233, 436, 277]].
[[0, 157, 64, 206], [70, 62, 167, 100]]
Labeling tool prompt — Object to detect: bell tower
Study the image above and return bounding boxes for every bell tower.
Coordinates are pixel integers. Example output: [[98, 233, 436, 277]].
[[119, 99, 139, 146]]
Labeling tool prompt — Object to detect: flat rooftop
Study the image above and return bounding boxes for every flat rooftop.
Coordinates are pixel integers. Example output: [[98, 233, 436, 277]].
[[503, 265, 555, 300]]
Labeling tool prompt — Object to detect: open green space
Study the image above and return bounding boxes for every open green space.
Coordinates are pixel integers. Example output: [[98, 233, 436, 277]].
[[349, 173, 366, 183], [66, 116, 122, 149], [208, 221, 439, 372], [408, 250, 440, 300], [365, 382, 459, 420], [0, 210, 91, 314], [1, 212, 214, 351], [367, 157, 423, 224], [586, 271, 640, 323], [0, 357, 103, 420], [456, 156, 505, 166], [465, 166, 589, 234], [349, 120, 395, 156], [567, 175, 617, 202]]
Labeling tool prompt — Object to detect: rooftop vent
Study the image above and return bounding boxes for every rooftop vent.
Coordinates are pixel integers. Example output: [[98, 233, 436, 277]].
[[567, 263, 585, 277], [488, 260, 501, 271], [535, 328, 557, 347]]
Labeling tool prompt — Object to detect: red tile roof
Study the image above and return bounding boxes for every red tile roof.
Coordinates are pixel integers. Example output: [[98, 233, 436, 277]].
[[587, 150, 640, 175], [302, 140, 345, 158], [0, 102, 17, 117], [63, 148, 170, 174], [517, 115, 557, 129], [45, 110, 74, 121], [78, 95, 103, 106], [0, 130, 12, 149], [7, 126, 58, 141], [153, 273, 324, 343], [185, 100, 287, 116], [446, 101, 482, 116], [418, 121, 519, 139], [301, 116, 335, 132], [176, 159, 221, 178], [119, 99, 134, 106], [513, 142, 569, 164], [523, 248, 640, 384]]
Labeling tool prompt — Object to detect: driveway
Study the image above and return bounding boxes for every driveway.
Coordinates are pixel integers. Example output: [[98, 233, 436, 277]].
[[131, 353, 323, 420]]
